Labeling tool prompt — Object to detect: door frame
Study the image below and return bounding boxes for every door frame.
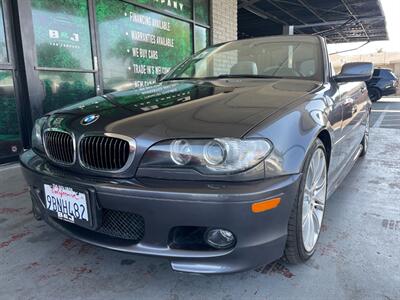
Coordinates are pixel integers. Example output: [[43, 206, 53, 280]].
[[0, 0, 28, 163]]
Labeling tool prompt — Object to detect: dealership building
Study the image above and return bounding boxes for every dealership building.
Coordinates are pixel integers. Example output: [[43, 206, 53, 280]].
[[0, 0, 387, 163], [0, 0, 239, 163]]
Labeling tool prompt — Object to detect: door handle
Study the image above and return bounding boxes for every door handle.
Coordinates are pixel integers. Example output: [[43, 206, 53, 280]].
[[352, 105, 358, 114], [361, 87, 367, 93]]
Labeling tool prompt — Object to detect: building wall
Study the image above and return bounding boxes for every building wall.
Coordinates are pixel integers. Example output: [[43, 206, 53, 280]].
[[211, 0, 237, 44], [394, 63, 400, 77], [330, 52, 400, 77]]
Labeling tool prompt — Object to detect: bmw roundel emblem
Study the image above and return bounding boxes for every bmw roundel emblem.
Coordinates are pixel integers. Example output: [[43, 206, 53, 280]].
[[81, 114, 99, 126]]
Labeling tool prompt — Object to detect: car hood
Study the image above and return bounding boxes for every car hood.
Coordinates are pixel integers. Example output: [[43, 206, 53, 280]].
[[49, 79, 321, 139]]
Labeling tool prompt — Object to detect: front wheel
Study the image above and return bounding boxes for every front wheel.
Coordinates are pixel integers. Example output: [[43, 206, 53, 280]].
[[284, 139, 328, 263], [368, 88, 381, 102]]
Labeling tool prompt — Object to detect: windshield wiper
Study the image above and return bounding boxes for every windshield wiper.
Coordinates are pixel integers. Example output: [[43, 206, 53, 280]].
[[161, 74, 283, 82], [160, 77, 196, 82], [201, 74, 283, 80]]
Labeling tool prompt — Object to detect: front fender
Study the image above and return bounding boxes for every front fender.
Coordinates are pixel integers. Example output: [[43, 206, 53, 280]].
[[245, 97, 332, 178]]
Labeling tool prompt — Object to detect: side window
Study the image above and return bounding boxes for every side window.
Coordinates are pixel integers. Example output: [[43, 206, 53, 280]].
[[382, 71, 396, 80], [373, 69, 380, 77]]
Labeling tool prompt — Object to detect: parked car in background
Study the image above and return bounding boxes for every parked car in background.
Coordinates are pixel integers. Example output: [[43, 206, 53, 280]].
[[20, 35, 373, 274], [366, 68, 399, 101]]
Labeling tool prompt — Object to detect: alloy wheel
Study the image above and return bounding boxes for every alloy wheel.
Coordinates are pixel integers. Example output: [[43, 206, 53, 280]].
[[301, 148, 327, 252], [368, 89, 380, 102]]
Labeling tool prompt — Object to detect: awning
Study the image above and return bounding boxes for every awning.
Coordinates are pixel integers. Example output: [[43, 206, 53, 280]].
[[238, 0, 388, 43]]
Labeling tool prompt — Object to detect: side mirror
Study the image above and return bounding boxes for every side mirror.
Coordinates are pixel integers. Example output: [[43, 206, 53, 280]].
[[156, 74, 165, 83], [333, 62, 373, 83]]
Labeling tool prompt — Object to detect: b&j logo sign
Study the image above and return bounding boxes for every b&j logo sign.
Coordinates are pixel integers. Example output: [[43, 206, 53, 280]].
[[154, 0, 184, 12]]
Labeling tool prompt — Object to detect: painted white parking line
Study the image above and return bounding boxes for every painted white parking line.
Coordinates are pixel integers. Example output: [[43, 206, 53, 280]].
[[373, 104, 391, 128], [371, 109, 400, 113], [0, 163, 20, 172]]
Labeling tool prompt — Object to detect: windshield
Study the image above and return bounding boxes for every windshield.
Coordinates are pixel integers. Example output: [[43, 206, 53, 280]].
[[163, 38, 323, 81], [390, 71, 398, 80]]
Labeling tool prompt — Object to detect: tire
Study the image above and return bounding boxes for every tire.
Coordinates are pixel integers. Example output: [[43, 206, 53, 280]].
[[360, 112, 370, 157], [284, 139, 328, 264], [368, 88, 381, 102]]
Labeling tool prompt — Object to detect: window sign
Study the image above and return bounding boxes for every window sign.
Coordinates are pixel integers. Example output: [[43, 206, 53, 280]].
[[0, 0, 8, 63], [132, 0, 193, 20], [31, 0, 93, 70], [96, 0, 193, 92]]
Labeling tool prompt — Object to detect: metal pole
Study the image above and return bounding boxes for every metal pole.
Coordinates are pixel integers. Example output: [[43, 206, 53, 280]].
[[283, 25, 294, 35]]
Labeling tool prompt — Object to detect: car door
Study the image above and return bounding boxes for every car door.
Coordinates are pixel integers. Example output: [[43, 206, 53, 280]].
[[353, 82, 369, 139], [368, 69, 380, 87], [337, 81, 363, 159], [326, 81, 345, 185]]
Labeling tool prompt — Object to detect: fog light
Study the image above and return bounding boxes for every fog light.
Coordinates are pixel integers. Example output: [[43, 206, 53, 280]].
[[205, 229, 235, 249]]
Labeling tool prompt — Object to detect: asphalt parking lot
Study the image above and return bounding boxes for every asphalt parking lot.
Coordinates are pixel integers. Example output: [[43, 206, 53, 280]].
[[1, 98, 399, 300]]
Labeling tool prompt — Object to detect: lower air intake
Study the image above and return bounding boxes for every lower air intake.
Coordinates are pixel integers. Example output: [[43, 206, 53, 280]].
[[97, 209, 145, 241]]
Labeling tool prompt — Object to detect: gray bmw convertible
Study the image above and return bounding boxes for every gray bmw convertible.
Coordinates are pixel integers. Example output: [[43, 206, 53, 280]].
[[20, 35, 373, 274]]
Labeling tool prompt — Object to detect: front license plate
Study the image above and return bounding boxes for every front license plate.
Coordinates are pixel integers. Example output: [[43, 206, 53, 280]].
[[44, 184, 90, 226]]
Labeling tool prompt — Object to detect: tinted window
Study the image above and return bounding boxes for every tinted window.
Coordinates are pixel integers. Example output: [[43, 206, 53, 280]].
[[40, 71, 95, 113], [0, 0, 8, 63], [132, 0, 192, 19], [0, 71, 22, 157], [382, 70, 396, 80], [194, 0, 209, 25], [373, 69, 396, 79], [373, 69, 380, 77], [31, 0, 93, 70], [96, 0, 193, 92], [194, 25, 209, 52]]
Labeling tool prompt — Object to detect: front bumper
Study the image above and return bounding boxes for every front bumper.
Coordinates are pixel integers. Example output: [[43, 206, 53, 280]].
[[20, 150, 301, 274], [382, 86, 398, 96]]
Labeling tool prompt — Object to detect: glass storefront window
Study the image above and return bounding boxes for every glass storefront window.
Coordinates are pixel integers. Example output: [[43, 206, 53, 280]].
[[0, 0, 8, 63], [29, 0, 97, 114], [96, 0, 193, 92], [131, 0, 193, 20], [194, 25, 208, 52], [31, 0, 93, 70], [194, 0, 209, 25], [39, 71, 95, 113], [0, 70, 21, 158]]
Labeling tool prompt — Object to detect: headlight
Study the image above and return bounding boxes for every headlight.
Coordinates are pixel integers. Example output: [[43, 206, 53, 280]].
[[140, 138, 273, 175], [170, 139, 192, 165], [31, 117, 48, 153]]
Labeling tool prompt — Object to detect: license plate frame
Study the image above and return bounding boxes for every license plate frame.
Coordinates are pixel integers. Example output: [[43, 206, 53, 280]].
[[43, 183, 98, 229]]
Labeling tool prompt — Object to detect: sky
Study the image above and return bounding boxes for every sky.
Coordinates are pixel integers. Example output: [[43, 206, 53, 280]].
[[327, 0, 400, 55]]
